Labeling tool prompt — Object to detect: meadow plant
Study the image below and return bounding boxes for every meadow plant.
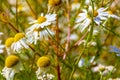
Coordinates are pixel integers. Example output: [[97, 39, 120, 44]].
[[0, 0, 120, 80]]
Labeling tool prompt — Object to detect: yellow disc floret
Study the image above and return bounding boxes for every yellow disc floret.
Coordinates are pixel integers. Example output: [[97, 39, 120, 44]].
[[14, 33, 25, 42], [108, 11, 113, 14], [48, 0, 61, 6], [5, 37, 14, 47], [37, 16, 46, 24], [94, 10, 98, 17], [37, 56, 50, 68], [5, 55, 19, 68]]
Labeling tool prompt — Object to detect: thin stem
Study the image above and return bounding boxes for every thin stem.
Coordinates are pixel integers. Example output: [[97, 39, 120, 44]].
[[69, 1, 95, 79], [74, 31, 89, 46], [26, 0, 37, 19], [69, 46, 86, 80], [45, 28, 65, 51], [8, 22, 19, 33], [65, 0, 71, 52], [56, 14, 61, 80], [16, 0, 18, 27]]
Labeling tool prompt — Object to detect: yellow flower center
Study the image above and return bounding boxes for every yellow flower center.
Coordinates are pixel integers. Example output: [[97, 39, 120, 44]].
[[37, 16, 46, 23], [108, 11, 113, 14], [94, 10, 98, 17], [14, 33, 25, 42], [48, 0, 61, 6], [5, 55, 19, 68], [37, 56, 50, 68], [5, 37, 14, 47]]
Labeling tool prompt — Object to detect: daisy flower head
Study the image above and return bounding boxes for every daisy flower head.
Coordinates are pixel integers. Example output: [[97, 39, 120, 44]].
[[94, 7, 109, 25], [11, 33, 29, 53], [1, 55, 21, 80], [75, 9, 91, 32], [29, 13, 56, 30], [26, 27, 54, 45], [94, 7, 120, 25], [91, 64, 116, 75], [36, 56, 51, 79]]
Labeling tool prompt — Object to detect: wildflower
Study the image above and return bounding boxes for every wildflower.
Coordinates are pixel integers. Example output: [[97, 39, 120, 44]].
[[108, 78, 120, 80], [109, 46, 120, 56], [94, 7, 120, 25], [5, 37, 14, 55], [29, 13, 56, 30], [36, 56, 53, 80], [26, 27, 54, 44], [78, 56, 96, 67], [91, 64, 116, 75], [0, 32, 4, 54], [11, 33, 29, 53], [1, 55, 21, 80], [71, 0, 80, 11], [75, 9, 91, 32]]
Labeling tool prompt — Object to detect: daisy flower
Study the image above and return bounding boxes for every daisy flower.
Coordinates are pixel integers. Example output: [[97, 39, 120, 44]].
[[36, 56, 53, 80], [71, 0, 80, 11], [1, 55, 22, 80], [91, 64, 116, 75], [5, 37, 14, 55], [29, 13, 56, 30], [0, 32, 4, 54], [75, 9, 91, 32], [11, 33, 29, 53], [26, 27, 54, 45], [94, 7, 120, 25]]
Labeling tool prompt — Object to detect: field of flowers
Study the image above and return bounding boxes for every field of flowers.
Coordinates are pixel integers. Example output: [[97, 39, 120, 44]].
[[0, 0, 120, 80]]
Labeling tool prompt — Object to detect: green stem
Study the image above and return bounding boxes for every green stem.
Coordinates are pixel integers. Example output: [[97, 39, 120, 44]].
[[26, 0, 37, 19]]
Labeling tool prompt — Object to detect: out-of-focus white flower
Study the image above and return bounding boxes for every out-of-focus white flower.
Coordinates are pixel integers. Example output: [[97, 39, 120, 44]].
[[78, 56, 96, 67], [29, 13, 56, 30], [0, 40, 4, 54], [94, 7, 120, 25], [85, 0, 90, 5], [93, 29, 99, 36], [26, 28, 54, 44], [77, 39, 96, 47], [0, 32, 4, 54], [11, 33, 29, 53], [11, 4, 30, 13], [36, 67, 54, 80], [7, 0, 16, 5], [70, 34, 78, 41], [108, 78, 120, 80], [71, 2, 80, 11], [91, 64, 116, 75], [75, 9, 91, 32], [78, 58, 84, 67]]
